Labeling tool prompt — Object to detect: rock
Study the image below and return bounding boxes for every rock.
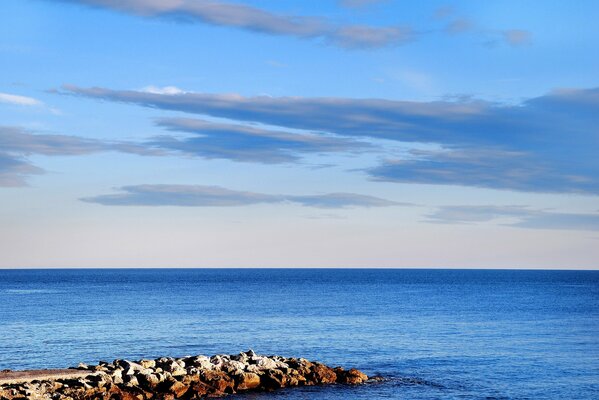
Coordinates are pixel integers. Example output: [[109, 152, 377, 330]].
[[188, 381, 210, 397], [166, 380, 189, 398], [235, 372, 261, 391], [245, 364, 261, 374], [261, 369, 286, 390], [124, 375, 139, 387], [200, 370, 234, 394], [221, 360, 245, 375], [139, 359, 156, 369], [309, 363, 337, 384], [334, 367, 368, 384], [118, 360, 144, 372], [111, 369, 124, 384], [137, 372, 161, 390], [187, 356, 212, 370], [255, 357, 279, 370], [93, 365, 106, 372], [171, 366, 187, 377], [0, 352, 369, 400]]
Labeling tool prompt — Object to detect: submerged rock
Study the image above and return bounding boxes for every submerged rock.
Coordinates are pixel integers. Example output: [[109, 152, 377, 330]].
[[0, 351, 369, 399]]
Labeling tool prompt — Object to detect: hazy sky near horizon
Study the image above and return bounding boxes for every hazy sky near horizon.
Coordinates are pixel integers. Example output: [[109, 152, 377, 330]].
[[1, 0, 598, 268]]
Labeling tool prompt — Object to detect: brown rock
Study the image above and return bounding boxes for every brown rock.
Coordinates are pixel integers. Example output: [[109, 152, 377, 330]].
[[261, 368, 301, 390], [235, 372, 260, 391], [167, 381, 189, 398], [107, 386, 144, 400], [199, 370, 234, 394], [334, 367, 368, 384], [188, 381, 210, 397], [309, 364, 337, 385]]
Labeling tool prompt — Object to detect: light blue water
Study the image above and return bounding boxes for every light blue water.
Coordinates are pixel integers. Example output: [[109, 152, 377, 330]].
[[0, 269, 598, 399]]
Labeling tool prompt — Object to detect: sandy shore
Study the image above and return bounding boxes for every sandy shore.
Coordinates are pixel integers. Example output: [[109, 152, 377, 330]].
[[0, 369, 97, 385]]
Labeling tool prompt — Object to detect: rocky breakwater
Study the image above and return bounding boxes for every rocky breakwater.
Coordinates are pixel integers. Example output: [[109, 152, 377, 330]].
[[0, 350, 372, 399]]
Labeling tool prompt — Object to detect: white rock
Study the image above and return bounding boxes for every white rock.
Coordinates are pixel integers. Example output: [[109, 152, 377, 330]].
[[256, 358, 279, 370]]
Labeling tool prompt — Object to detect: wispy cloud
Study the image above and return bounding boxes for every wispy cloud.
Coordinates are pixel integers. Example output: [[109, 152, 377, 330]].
[[49, 1, 532, 49], [57, 0, 412, 49], [368, 147, 588, 194], [0, 152, 44, 187], [0, 125, 156, 156], [287, 192, 404, 208], [81, 184, 403, 208], [434, 6, 454, 20], [150, 117, 371, 163], [61, 85, 599, 194], [444, 18, 473, 34], [338, 0, 388, 9], [0, 92, 43, 106], [0, 115, 371, 187], [501, 29, 532, 46], [433, 6, 532, 47], [0, 126, 159, 186], [427, 205, 599, 231], [330, 25, 412, 49]]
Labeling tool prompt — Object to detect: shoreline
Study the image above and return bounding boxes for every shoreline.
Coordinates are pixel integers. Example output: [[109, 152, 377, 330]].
[[0, 351, 373, 399]]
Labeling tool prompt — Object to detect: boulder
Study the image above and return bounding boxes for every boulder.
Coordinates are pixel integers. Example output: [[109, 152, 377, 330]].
[[309, 363, 337, 384], [235, 372, 261, 391], [140, 359, 156, 369], [334, 367, 368, 384], [167, 380, 189, 398]]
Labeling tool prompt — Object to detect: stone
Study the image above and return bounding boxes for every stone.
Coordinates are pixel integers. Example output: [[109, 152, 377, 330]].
[[171, 366, 187, 377], [0, 352, 369, 400], [123, 375, 139, 387], [310, 364, 337, 384], [139, 360, 156, 369], [225, 360, 246, 373], [137, 372, 161, 390], [167, 381, 189, 398], [235, 372, 261, 391], [111, 369, 124, 385], [188, 356, 212, 370], [255, 357, 278, 370], [335, 367, 368, 384], [118, 360, 144, 372], [199, 370, 234, 394], [261, 369, 286, 390]]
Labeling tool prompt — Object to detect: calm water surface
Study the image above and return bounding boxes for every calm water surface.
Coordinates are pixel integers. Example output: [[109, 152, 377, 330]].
[[0, 269, 598, 399]]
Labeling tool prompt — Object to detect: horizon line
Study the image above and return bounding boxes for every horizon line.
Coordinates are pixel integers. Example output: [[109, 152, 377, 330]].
[[1, 266, 598, 271]]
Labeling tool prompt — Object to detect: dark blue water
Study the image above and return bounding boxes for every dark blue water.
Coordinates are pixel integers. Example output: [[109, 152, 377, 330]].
[[0, 269, 598, 399]]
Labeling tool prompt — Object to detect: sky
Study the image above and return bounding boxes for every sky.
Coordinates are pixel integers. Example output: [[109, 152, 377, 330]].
[[0, 0, 598, 268]]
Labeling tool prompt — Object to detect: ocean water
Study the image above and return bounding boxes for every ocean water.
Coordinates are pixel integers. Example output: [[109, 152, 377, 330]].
[[0, 269, 598, 399]]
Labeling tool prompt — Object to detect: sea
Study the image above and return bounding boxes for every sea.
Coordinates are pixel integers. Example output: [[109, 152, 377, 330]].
[[0, 269, 597, 399]]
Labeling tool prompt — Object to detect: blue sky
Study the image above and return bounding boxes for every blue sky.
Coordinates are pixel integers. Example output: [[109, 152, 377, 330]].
[[1, 0, 598, 268]]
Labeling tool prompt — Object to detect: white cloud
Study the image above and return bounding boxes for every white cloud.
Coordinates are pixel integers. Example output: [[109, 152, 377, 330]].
[[141, 85, 186, 95], [0, 92, 43, 106]]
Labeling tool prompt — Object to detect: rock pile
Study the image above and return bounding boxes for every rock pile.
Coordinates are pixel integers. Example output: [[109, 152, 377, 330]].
[[0, 350, 370, 399]]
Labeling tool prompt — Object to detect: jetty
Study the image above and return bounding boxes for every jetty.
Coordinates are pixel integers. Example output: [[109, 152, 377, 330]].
[[0, 350, 371, 399]]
